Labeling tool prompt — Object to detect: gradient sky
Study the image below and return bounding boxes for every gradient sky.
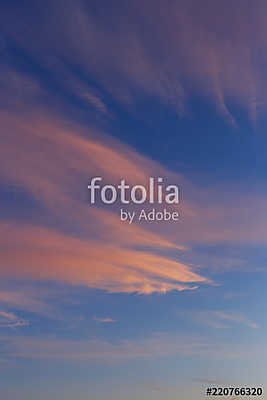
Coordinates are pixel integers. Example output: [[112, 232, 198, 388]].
[[1, 1, 267, 399]]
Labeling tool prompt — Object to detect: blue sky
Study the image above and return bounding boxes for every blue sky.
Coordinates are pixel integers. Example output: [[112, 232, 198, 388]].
[[0, 1, 267, 399]]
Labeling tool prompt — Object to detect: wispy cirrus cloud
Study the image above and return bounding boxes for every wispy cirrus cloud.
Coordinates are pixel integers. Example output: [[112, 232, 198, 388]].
[[0, 288, 59, 318], [1, 101, 267, 295], [1, 0, 267, 124], [0, 331, 263, 366], [1, 55, 267, 296], [0, 104, 209, 294], [0, 222, 205, 294], [177, 310, 259, 329], [208, 311, 259, 329]]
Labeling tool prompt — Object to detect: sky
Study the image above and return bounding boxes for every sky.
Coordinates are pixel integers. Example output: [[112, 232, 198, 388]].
[[0, 1, 267, 399]]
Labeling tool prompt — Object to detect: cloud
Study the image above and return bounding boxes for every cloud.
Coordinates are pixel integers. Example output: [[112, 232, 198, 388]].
[[0, 311, 29, 329], [1, 0, 267, 124], [1, 57, 267, 296], [0, 288, 59, 318], [0, 105, 211, 294], [177, 310, 259, 329], [1, 334, 209, 364], [79, 91, 109, 115], [0, 311, 17, 321], [1, 103, 267, 295], [0, 64, 45, 109], [209, 311, 259, 329], [93, 317, 116, 323], [0, 222, 206, 294], [0, 331, 262, 366], [190, 377, 228, 385]]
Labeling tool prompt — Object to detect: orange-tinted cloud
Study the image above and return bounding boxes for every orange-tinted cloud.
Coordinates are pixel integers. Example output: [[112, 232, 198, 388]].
[[0, 105, 210, 294], [1, 103, 267, 294], [0, 222, 206, 294], [0, 288, 60, 318]]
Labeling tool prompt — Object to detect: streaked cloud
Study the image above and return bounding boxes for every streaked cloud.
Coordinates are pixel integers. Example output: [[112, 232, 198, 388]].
[[1, 0, 267, 124], [0, 2, 267, 396], [209, 311, 259, 329], [1, 102, 267, 294], [177, 310, 259, 329], [0, 288, 59, 318], [0, 222, 206, 294], [1, 46, 267, 296], [0, 331, 262, 365], [93, 317, 116, 323], [0, 311, 17, 321], [0, 105, 210, 294]]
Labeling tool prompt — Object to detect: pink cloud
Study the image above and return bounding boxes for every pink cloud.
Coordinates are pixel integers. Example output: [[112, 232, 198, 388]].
[[0, 222, 206, 294], [1, 0, 267, 123], [0, 311, 29, 329], [93, 317, 116, 323], [0, 108, 210, 294], [1, 105, 267, 294], [0, 311, 17, 321]]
